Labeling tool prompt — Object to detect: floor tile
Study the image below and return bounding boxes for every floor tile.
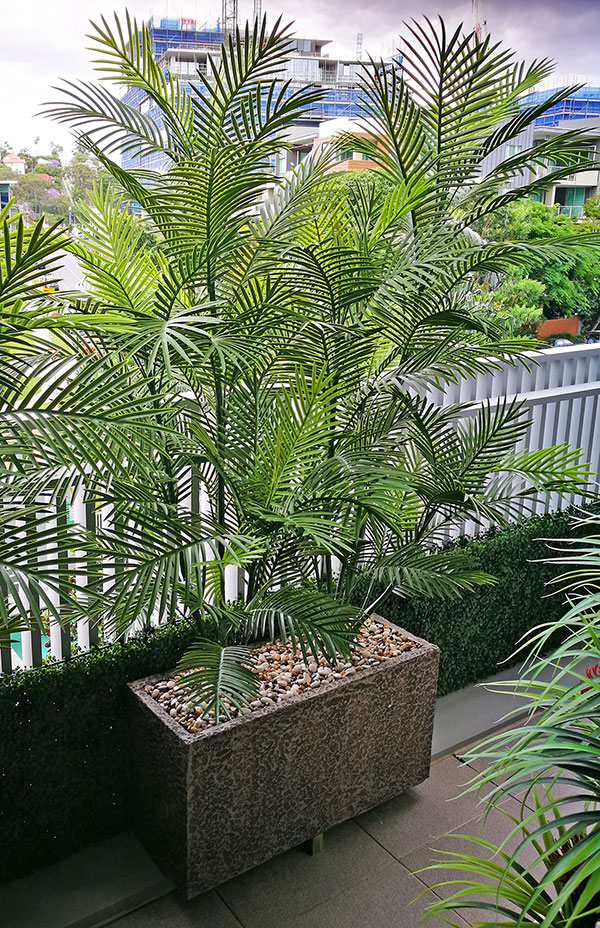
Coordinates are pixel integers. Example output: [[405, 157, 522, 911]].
[[355, 755, 487, 860], [277, 862, 469, 928], [0, 832, 173, 928], [217, 819, 396, 928], [432, 663, 531, 759], [110, 891, 243, 927], [458, 749, 600, 815], [401, 797, 545, 926]]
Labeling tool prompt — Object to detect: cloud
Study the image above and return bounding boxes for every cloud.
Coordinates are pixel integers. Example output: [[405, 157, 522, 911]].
[[2, 0, 599, 154]]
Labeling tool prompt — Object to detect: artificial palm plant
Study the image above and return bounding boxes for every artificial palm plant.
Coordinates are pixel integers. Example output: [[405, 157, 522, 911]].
[[421, 511, 600, 927], [0, 15, 597, 715]]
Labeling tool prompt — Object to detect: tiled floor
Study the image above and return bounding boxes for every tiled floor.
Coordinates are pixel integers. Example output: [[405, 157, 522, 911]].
[[112, 749, 521, 928], [4, 667, 549, 928]]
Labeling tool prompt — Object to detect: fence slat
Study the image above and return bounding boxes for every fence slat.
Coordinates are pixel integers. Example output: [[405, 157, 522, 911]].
[[57, 501, 71, 661], [85, 499, 100, 649]]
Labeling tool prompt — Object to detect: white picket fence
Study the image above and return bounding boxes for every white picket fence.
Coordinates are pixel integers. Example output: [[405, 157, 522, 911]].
[[4, 342, 600, 673]]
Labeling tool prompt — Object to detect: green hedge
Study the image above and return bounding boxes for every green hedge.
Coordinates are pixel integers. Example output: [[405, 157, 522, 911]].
[[0, 508, 585, 881], [375, 509, 581, 696], [0, 622, 198, 882]]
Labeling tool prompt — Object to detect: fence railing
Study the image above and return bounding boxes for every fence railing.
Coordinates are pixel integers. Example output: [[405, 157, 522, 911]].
[[423, 343, 600, 537], [4, 343, 600, 673]]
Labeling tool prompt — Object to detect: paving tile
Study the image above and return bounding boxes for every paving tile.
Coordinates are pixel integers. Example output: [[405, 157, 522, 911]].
[[355, 754, 487, 860], [216, 819, 396, 928], [0, 831, 173, 928], [110, 891, 243, 928], [401, 797, 545, 926], [454, 714, 536, 774], [458, 751, 600, 815], [277, 862, 469, 928], [456, 757, 535, 810], [431, 663, 531, 759]]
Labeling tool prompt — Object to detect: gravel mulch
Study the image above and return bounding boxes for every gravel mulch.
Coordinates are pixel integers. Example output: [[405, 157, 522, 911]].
[[145, 617, 419, 734]]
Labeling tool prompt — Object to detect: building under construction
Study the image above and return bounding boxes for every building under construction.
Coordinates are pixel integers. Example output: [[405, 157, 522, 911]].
[[121, 15, 383, 175]]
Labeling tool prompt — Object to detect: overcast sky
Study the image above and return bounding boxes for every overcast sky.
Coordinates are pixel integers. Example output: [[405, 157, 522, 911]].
[[2, 0, 599, 157]]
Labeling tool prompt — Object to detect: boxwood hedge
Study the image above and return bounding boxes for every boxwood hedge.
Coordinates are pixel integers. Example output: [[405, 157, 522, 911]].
[[0, 508, 584, 881], [374, 509, 581, 696]]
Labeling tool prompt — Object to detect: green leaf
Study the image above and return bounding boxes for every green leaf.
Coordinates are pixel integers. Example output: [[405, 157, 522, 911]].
[[176, 639, 258, 724]]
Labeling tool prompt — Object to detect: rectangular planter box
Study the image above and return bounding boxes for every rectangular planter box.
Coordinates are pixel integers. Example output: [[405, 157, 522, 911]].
[[127, 616, 439, 899]]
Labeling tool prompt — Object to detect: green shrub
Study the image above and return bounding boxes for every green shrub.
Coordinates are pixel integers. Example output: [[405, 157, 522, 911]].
[[542, 330, 585, 344], [0, 508, 586, 881]]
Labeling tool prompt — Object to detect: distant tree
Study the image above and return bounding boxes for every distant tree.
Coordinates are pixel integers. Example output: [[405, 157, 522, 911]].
[[477, 271, 545, 336], [584, 192, 600, 221], [66, 160, 96, 198], [493, 272, 546, 313], [12, 173, 53, 219], [43, 193, 70, 222], [64, 149, 119, 219], [14, 173, 51, 201], [0, 140, 11, 159], [477, 200, 600, 321], [0, 164, 13, 180], [332, 168, 395, 199], [33, 164, 55, 178]]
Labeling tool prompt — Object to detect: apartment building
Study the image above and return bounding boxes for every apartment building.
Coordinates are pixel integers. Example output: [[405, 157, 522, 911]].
[[0, 179, 17, 211], [310, 118, 380, 172], [481, 86, 600, 217], [2, 153, 27, 175]]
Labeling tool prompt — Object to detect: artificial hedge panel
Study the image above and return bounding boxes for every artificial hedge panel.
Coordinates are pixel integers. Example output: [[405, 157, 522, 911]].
[[373, 509, 579, 696], [0, 508, 585, 881], [0, 622, 197, 882]]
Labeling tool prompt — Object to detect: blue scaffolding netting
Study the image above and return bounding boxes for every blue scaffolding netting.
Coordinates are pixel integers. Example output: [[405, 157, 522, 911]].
[[522, 86, 600, 126], [120, 81, 368, 172]]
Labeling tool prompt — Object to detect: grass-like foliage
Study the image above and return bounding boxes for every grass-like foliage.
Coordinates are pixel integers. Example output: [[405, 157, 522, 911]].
[[0, 15, 597, 715], [421, 511, 600, 926]]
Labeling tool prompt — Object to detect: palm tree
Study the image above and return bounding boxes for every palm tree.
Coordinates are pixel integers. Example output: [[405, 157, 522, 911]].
[[0, 15, 596, 716]]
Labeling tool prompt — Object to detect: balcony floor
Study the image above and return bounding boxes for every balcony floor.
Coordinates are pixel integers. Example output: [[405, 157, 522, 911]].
[[110, 746, 508, 928], [2, 663, 549, 928], [107, 661, 542, 928]]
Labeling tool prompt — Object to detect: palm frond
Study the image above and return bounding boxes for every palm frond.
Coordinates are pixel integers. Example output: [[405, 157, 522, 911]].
[[177, 639, 258, 724]]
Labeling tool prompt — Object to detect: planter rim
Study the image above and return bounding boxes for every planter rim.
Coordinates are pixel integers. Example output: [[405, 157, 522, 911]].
[[128, 614, 439, 745]]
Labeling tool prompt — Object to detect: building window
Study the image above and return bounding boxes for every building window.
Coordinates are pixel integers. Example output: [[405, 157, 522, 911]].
[[339, 149, 354, 161], [505, 144, 522, 158]]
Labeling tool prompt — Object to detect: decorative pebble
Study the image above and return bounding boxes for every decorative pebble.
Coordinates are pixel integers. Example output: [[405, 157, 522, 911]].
[[149, 619, 419, 735]]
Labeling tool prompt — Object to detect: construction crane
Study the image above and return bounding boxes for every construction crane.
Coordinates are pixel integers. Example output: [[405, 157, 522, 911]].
[[472, 0, 487, 42], [356, 33, 363, 62], [221, 0, 238, 42]]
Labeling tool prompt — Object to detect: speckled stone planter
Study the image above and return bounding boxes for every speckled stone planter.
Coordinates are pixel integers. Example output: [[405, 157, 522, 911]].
[[127, 616, 439, 899]]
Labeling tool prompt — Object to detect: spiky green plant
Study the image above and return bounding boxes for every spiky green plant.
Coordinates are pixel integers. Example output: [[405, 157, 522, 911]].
[[0, 15, 597, 714], [421, 510, 600, 927]]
